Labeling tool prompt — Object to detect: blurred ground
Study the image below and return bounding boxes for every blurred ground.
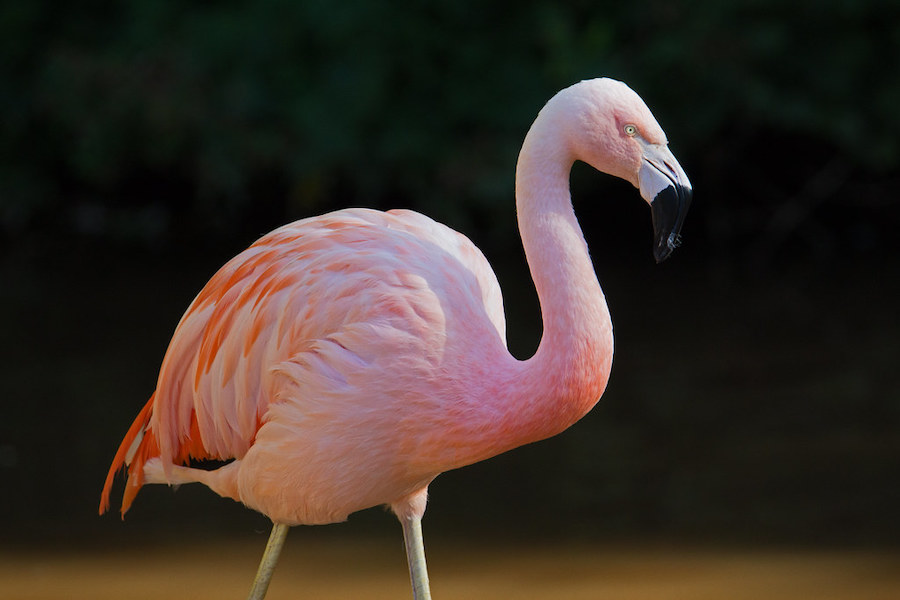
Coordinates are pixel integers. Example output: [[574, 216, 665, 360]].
[[3, 537, 899, 600]]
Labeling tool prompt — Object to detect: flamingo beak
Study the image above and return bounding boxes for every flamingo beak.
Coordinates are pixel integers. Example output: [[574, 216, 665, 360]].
[[638, 144, 693, 263]]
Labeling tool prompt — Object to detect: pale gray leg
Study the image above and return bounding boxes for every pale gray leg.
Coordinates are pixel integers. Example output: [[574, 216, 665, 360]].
[[400, 514, 433, 600], [246, 522, 290, 600]]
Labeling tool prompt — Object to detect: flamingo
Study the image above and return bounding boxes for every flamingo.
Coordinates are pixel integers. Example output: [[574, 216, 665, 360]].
[[99, 77, 691, 600]]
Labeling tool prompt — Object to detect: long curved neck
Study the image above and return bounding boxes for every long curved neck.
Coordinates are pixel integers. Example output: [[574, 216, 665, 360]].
[[432, 104, 615, 474], [502, 112, 614, 446]]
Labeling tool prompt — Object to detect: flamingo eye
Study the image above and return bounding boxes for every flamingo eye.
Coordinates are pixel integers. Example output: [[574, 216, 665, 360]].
[[624, 124, 637, 137]]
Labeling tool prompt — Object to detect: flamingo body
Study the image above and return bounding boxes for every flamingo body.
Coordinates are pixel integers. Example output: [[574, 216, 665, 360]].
[[101, 207, 606, 525]]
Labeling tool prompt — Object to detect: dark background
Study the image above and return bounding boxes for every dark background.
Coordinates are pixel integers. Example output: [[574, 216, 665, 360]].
[[2, 0, 898, 549]]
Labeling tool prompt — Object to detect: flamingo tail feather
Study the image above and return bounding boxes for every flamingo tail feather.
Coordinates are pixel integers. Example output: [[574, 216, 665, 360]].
[[99, 394, 157, 518]]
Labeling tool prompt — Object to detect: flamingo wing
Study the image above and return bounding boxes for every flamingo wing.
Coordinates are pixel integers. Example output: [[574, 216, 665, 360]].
[[100, 208, 506, 516]]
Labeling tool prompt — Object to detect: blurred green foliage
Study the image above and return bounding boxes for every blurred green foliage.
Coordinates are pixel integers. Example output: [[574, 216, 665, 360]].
[[2, 1, 899, 545], [2, 0, 898, 251]]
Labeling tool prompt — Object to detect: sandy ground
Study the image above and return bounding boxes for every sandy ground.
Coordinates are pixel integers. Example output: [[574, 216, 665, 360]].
[[2, 538, 899, 600]]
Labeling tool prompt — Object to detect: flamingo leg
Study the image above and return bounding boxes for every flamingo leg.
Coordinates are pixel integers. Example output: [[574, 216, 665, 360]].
[[400, 514, 433, 600], [246, 522, 290, 600]]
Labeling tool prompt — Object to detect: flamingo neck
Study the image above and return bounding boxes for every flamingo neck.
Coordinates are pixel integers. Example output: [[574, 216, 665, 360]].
[[501, 114, 614, 447], [429, 103, 614, 475]]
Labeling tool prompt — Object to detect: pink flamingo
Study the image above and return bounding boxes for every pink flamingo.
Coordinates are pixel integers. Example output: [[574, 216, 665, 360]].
[[100, 78, 691, 599]]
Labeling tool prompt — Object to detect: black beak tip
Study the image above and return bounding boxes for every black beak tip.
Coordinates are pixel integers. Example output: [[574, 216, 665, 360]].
[[650, 184, 692, 263], [653, 235, 679, 263]]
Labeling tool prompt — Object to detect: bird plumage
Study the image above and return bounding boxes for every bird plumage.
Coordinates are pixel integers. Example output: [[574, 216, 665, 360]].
[[102, 208, 528, 523], [100, 77, 691, 600]]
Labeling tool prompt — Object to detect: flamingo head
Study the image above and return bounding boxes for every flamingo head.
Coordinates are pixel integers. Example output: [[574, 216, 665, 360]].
[[562, 78, 693, 262]]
